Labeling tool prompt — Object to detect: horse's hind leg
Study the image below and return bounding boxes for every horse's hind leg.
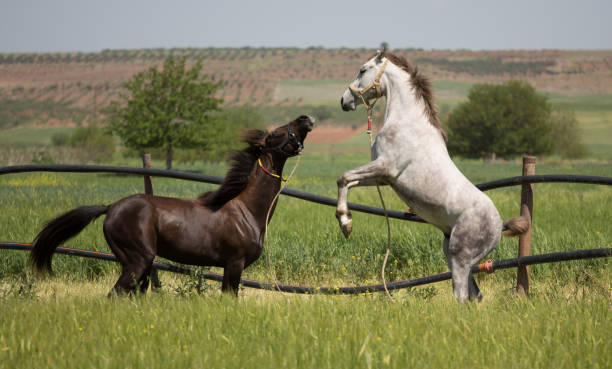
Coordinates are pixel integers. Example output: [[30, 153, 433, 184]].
[[443, 236, 481, 302], [448, 216, 500, 302], [138, 265, 153, 294], [108, 253, 155, 296], [103, 215, 157, 296]]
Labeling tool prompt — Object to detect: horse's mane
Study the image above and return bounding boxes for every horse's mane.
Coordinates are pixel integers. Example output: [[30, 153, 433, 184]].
[[198, 129, 267, 211], [383, 52, 447, 142]]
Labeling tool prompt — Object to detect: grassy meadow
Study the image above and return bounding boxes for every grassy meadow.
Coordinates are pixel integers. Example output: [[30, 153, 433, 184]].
[[1, 146, 611, 368]]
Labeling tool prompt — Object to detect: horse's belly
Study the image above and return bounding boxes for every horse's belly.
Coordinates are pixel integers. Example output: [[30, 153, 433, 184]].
[[390, 182, 456, 233], [155, 223, 225, 267], [157, 249, 222, 267]]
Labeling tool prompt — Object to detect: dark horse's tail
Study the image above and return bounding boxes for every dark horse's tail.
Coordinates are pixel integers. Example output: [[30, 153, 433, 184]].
[[31, 205, 108, 274]]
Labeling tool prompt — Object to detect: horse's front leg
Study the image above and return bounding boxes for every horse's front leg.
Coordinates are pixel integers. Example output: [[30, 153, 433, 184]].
[[222, 258, 245, 296], [336, 159, 390, 238]]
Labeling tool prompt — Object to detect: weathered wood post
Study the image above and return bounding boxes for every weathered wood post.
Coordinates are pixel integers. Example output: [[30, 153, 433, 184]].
[[143, 154, 153, 195], [142, 153, 161, 290], [517, 155, 535, 297]]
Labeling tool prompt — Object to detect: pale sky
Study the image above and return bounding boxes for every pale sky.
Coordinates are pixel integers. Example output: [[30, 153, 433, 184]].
[[1, 0, 610, 53]]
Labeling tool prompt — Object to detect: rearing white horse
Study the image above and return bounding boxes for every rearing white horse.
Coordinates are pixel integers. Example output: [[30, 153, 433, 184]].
[[337, 51, 528, 302]]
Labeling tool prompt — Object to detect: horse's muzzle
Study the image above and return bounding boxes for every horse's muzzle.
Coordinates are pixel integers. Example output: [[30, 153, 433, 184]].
[[340, 96, 355, 111], [298, 115, 315, 131]]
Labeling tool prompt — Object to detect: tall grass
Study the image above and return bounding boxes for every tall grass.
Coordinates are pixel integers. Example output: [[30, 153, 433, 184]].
[[0, 279, 610, 369]]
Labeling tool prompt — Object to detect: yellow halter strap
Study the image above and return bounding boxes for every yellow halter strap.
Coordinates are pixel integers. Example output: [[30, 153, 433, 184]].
[[258, 158, 286, 182]]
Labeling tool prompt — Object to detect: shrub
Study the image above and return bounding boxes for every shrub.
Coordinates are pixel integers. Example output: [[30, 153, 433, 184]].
[[312, 105, 333, 121], [51, 132, 71, 147], [69, 125, 115, 163]]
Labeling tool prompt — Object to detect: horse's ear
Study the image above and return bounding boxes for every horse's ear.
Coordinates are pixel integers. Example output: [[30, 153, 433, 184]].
[[376, 48, 386, 63]]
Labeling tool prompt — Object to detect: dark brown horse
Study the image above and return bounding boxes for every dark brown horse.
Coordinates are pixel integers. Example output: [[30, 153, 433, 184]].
[[31, 115, 314, 296]]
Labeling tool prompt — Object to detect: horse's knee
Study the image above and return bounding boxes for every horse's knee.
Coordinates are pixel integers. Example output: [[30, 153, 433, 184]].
[[337, 173, 349, 187]]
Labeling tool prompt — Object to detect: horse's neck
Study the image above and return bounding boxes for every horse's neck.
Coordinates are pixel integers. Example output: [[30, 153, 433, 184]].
[[235, 157, 285, 228], [381, 66, 440, 145], [380, 65, 462, 185]]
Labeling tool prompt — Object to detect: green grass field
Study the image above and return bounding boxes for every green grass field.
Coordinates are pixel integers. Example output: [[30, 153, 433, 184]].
[[1, 284, 609, 369], [0, 126, 76, 147], [1, 150, 611, 368]]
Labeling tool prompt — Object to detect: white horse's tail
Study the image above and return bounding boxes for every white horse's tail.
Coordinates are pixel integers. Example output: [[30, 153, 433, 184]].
[[502, 216, 530, 237]]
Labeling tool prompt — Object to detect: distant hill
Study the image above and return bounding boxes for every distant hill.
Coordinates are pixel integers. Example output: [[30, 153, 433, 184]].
[[0, 47, 611, 128]]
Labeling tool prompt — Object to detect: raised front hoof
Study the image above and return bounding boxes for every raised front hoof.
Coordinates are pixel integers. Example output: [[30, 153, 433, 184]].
[[336, 213, 353, 239]]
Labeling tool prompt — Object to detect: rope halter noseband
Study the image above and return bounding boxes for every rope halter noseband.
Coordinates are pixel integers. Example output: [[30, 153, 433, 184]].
[[348, 59, 388, 112]]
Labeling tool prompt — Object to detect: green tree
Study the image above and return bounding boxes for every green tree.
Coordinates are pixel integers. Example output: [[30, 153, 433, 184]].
[[445, 80, 554, 159], [107, 57, 222, 169]]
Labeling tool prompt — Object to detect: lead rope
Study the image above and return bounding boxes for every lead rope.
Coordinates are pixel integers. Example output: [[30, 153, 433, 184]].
[[366, 108, 394, 302], [262, 153, 302, 293]]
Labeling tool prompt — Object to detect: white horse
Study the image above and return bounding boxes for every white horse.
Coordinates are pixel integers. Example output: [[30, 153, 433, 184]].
[[337, 51, 528, 302]]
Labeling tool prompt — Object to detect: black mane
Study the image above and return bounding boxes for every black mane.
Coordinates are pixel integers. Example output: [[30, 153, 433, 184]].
[[198, 130, 266, 211]]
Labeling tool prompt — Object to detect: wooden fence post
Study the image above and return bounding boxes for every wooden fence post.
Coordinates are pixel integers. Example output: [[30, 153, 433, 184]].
[[143, 154, 153, 195], [517, 155, 535, 297]]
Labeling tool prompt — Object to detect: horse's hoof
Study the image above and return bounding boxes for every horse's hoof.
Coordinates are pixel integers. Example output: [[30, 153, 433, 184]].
[[471, 291, 483, 303], [337, 214, 353, 239]]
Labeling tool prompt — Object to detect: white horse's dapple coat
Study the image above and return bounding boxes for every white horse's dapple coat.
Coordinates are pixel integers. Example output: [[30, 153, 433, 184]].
[[337, 52, 524, 302]]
